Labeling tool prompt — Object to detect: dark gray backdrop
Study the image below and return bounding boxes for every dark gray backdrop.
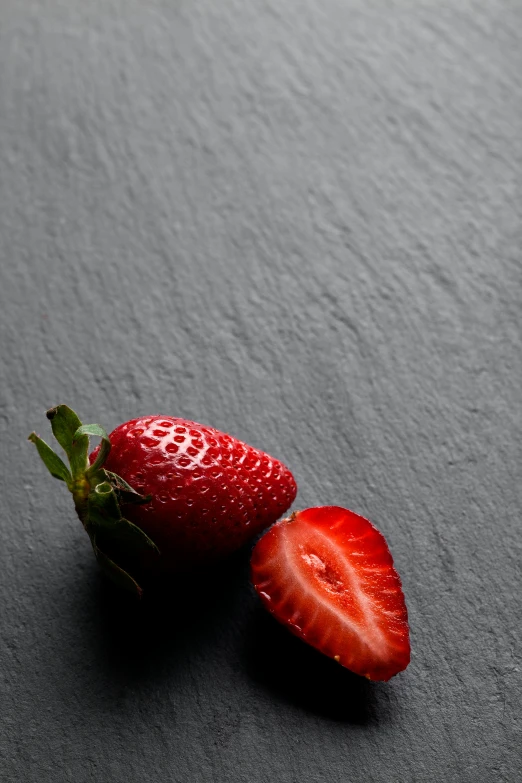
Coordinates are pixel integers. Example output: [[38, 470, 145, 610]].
[[1, 1, 521, 781]]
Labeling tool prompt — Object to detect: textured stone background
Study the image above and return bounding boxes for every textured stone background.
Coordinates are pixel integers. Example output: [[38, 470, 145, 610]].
[[1, 1, 521, 781]]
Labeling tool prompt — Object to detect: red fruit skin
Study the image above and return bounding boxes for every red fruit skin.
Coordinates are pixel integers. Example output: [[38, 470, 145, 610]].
[[90, 416, 297, 570], [250, 506, 410, 681]]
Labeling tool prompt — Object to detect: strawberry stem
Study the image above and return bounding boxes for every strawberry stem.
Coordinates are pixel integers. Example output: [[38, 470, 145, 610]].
[[29, 404, 159, 596]]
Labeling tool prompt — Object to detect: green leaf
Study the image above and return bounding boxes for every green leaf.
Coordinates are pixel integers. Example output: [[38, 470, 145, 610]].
[[31, 404, 160, 596], [75, 423, 109, 440], [84, 483, 159, 557], [46, 404, 82, 452], [92, 540, 143, 597], [109, 517, 160, 555], [78, 423, 112, 475], [46, 405, 89, 479], [28, 432, 72, 485], [105, 471, 152, 505], [86, 482, 122, 524]]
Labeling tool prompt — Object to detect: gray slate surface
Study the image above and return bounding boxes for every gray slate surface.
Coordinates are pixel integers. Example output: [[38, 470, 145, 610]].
[[1, 1, 521, 781]]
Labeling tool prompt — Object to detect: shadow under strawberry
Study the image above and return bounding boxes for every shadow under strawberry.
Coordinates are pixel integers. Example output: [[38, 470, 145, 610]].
[[89, 547, 252, 683], [61, 545, 397, 727], [242, 605, 396, 724]]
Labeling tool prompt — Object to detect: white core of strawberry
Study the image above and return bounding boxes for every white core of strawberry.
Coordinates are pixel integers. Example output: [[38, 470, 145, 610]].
[[282, 520, 390, 661]]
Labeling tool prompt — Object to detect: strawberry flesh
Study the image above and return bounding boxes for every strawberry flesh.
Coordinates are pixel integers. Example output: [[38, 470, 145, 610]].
[[250, 506, 410, 681]]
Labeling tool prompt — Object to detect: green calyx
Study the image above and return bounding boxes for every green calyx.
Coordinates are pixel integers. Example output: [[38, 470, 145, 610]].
[[29, 405, 159, 596]]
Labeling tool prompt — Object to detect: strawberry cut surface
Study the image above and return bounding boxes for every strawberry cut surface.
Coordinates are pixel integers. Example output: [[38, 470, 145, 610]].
[[90, 416, 297, 570], [250, 506, 410, 681]]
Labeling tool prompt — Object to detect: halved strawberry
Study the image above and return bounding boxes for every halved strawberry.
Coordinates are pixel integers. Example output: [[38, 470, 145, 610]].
[[250, 506, 410, 681]]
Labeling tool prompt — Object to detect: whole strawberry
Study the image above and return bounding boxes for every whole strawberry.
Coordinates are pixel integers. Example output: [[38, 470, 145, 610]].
[[91, 414, 297, 571], [29, 405, 296, 595]]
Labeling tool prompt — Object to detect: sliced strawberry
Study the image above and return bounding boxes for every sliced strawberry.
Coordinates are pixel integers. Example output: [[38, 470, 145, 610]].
[[250, 506, 410, 681]]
